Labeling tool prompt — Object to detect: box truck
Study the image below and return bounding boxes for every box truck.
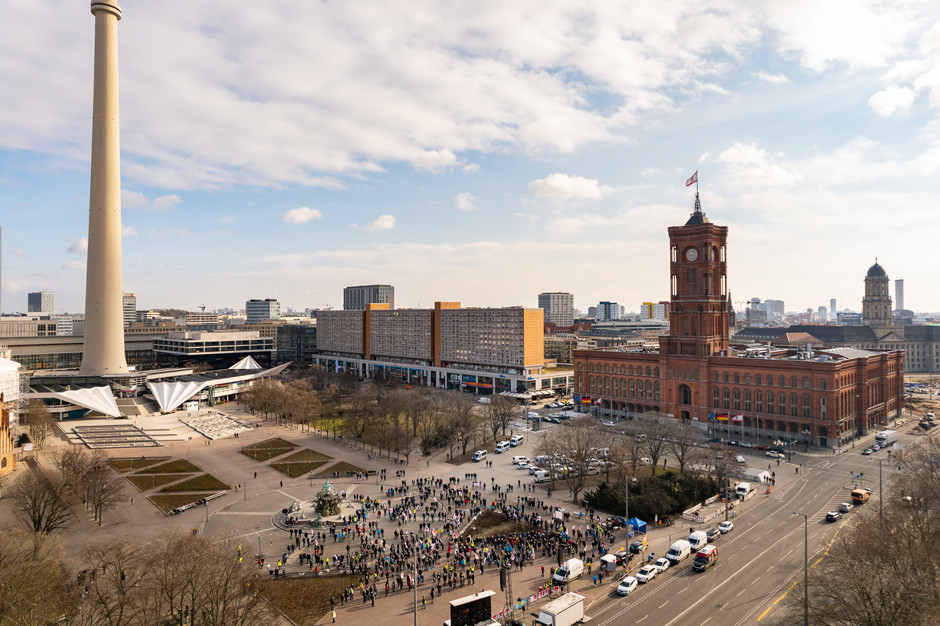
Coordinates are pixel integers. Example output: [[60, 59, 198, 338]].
[[552, 558, 584, 584], [535, 592, 586, 626]]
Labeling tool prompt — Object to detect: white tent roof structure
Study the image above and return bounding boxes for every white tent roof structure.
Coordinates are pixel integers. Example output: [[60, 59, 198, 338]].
[[147, 362, 293, 412], [148, 380, 207, 413], [231, 355, 263, 370], [48, 386, 121, 417]]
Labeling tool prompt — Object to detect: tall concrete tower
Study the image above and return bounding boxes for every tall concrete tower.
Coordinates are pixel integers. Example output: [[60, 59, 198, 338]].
[[80, 0, 128, 375]]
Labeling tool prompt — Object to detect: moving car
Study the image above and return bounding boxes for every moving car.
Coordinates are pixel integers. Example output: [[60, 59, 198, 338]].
[[862, 449, 873, 455], [616, 576, 638, 596], [825, 511, 842, 522], [838, 502, 854, 513], [653, 558, 670, 573], [636, 565, 657, 583], [629, 539, 646, 553], [734, 455, 746, 464], [718, 521, 734, 534], [706, 528, 721, 542]]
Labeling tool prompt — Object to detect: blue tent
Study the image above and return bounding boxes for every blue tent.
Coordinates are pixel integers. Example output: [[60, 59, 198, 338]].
[[628, 517, 647, 534]]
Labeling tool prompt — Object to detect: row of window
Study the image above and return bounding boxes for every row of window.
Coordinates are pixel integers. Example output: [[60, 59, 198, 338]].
[[582, 362, 660, 377], [586, 376, 661, 401], [709, 387, 824, 419], [712, 371, 827, 390]]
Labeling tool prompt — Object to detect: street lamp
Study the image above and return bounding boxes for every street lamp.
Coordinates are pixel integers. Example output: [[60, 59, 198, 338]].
[[792, 512, 809, 626]]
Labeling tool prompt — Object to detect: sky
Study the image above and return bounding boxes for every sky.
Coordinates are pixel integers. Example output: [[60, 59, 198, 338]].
[[2, 0, 940, 317]]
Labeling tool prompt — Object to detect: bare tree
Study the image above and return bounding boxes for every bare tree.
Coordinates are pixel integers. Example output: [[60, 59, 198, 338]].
[[483, 395, 517, 440], [23, 398, 56, 450], [538, 420, 605, 503], [9, 467, 73, 535], [443, 392, 478, 457], [85, 451, 128, 526], [0, 530, 72, 624], [638, 416, 671, 476], [665, 420, 708, 474]]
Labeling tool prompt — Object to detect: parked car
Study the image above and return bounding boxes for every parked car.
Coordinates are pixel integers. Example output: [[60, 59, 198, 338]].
[[766, 450, 784, 459], [718, 521, 734, 534], [862, 449, 873, 455], [616, 576, 638, 596], [825, 511, 842, 522], [629, 539, 646, 554], [740, 442, 753, 448], [636, 565, 657, 583], [734, 455, 746, 463], [706, 528, 721, 542], [517, 463, 530, 470], [838, 502, 854, 513], [653, 558, 670, 573], [602, 421, 615, 426], [549, 418, 562, 424]]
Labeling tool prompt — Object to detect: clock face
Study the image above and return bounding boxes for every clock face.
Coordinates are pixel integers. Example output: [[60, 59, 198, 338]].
[[685, 248, 699, 261]]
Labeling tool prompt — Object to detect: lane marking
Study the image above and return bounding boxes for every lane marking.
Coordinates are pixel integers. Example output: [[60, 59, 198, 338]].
[[757, 607, 772, 621], [773, 592, 787, 605]]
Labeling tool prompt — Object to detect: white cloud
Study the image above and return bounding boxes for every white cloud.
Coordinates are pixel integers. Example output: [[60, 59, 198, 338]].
[[62, 260, 85, 271], [9, 247, 27, 258], [122, 189, 147, 208], [147, 194, 181, 211], [640, 167, 660, 178], [752, 71, 790, 84], [456, 192, 476, 211], [364, 214, 396, 232], [67, 237, 87, 254], [529, 173, 612, 200], [283, 206, 323, 223], [122, 226, 138, 236], [868, 85, 916, 116], [412, 150, 459, 172], [716, 142, 803, 187], [462, 163, 480, 174]]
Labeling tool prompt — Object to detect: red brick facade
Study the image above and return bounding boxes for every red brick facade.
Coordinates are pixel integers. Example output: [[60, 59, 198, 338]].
[[574, 199, 904, 448]]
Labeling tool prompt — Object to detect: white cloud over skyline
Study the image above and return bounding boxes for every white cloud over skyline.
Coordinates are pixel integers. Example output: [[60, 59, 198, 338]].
[[2, 0, 940, 314]]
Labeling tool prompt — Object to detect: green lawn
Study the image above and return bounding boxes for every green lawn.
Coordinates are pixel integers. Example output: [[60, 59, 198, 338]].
[[270, 460, 329, 478], [311, 461, 370, 477], [109, 457, 171, 473], [135, 459, 202, 474], [126, 473, 192, 492], [239, 437, 298, 462], [158, 473, 229, 492], [148, 493, 215, 514]]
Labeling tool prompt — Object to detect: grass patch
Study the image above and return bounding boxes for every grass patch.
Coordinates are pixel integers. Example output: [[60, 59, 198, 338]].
[[240, 437, 298, 462], [158, 473, 229, 493], [464, 509, 539, 539], [126, 474, 192, 492], [135, 459, 202, 474], [270, 460, 329, 478], [279, 448, 332, 463], [109, 457, 170, 473], [255, 575, 360, 626], [148, 493, 214, 514], [311, 461, 369, 477]]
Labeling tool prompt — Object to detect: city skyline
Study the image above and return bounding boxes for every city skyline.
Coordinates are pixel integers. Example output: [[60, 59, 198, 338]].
[[3, 2, 940, 314]]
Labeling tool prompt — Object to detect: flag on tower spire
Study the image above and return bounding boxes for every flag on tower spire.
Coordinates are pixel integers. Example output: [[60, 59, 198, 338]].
[[686, 171, 698, 187]]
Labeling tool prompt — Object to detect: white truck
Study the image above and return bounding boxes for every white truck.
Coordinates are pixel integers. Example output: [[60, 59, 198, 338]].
[[875, 430, 897, 447], [739, 468, 771, 483], [552, 558, 584, 584], [665, 539, 692, 564], [688, 530, 708, 551], [535, 592, 586, 626], [736, 481, 758, 499]]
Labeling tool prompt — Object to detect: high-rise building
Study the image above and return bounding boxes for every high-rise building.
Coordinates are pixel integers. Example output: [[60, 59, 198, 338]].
[[597, 301, 620, 321], [829, 298, 837, 319], [122, 292, 136, 327], [538, 292, 574, 326], [817, 306, 828, 322], [27, 291, 55, 314], [246, 299, 281, 324], [80, 0, 128, 376], [344, 284, 395, 311], [895, 279, 904, 311]]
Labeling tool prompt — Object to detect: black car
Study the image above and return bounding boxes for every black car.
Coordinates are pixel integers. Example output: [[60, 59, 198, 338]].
[[706, 528, 721, 542], [825, 511, 842, 523], [629, 539, 645, 554]]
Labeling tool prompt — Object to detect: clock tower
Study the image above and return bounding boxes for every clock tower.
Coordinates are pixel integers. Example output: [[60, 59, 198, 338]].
[[659, 193, 730, 358]]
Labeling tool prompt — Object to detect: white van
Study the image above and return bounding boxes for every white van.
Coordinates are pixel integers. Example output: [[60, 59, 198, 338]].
[[495, 441, 511, 453], [478, 397, 491, 404], [510, 434, 525, 447], [665, 539, 692, 564], [552, 558, 584, 584], [688, 530, 708, 551], [527, 412, 539, 419], [533, 469, 552, 483], [512, 455, 529, 465], [471, 450, 487, 462]]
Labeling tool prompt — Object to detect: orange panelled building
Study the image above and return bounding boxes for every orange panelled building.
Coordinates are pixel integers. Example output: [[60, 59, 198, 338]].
[[573, 196, 904, 449]]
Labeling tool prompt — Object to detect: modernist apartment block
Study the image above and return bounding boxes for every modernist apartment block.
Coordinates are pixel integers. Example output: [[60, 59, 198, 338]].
[[28, 291, 55, 314], [246, 299, 281, 324], [574, 195, 904, 449], [153, 331, 274, 357], [316, 302, 573, 394]]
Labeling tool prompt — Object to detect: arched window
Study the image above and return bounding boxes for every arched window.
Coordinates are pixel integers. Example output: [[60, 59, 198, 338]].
[[723, 372, 729, 383], [646, 366, 652, 377], [803, 377, 810, 389], [733, 388, 741, 410], [766, 392, 774, 413], [745, 374, 751, 385], [620, 378, 626, 397], [790, 393, 798, 416], [629, 365, 634, 375], [756, 374, 762, 385], [713, 387, 720, 408], [680, 385, 692, 404], [654, 367, 660, 377], [645, 380, 653, 400], [589, 376, 594, 393], [820, 380, 827, 390], [790, 376, 797, 388], [744, 389, 752, 411], [654, 381, 660, 401], [820, 397, 827, 420], [778, 392, 787, 414], [778, 376, 785, 387], [723, 388, 730, 409], [734, 373, 740, 384], [756, 390, 763, 412], [802, 394, 811, 418], [629, 379, 636, 398]]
